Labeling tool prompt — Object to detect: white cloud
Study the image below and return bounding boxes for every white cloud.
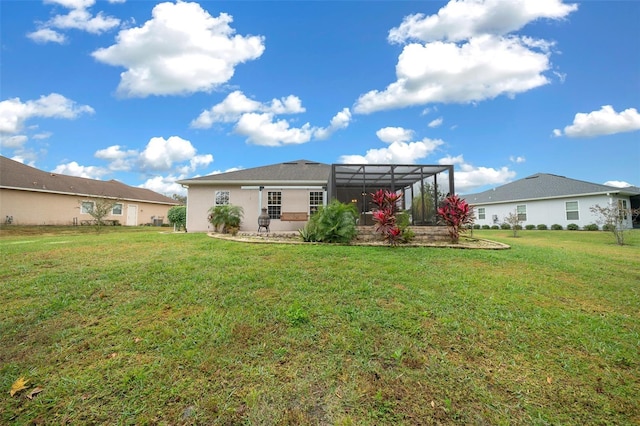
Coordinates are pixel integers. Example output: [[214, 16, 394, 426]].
[[139, 174, 187, 197], [376, 127, 414, 144], [428, 117, 443, 128], [554, 105, 640, 138], [52, 161, 109, 179], [49, 8, 121, 34], [604, 180, 632, 188], [30, 0, 120, 44], [388, 0, 577, 44], [0, 135, 29, 148], [439, 155, 517, 193], [235, 113, 314, 147], [354, 35, 551, 113], [191, 91, 304, 128], [192, 90, 350, 146], [140, 136, 197, 171], [92, 2, 265, 97], [27, 28, 67, 44], [93, 138, 213, 175], [314, 108, 352, 140], [340, 127, 443, 164], [95, 145, 138, 171], [509, 155, 526, 163], [355, 0, 577, 114], [0, 93, 94, 135]]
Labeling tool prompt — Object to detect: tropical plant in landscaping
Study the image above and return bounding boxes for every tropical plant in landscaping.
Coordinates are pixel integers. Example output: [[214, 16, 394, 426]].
[[438, 194, 474, 243], [370, 189, 406, 246], [299, 200, 358, 243], [208, 205, 244, 234]]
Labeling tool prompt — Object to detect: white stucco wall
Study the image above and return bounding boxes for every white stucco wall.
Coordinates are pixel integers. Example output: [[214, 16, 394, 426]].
[[469, 194, 634, 229], [185, 184, 326, 232]]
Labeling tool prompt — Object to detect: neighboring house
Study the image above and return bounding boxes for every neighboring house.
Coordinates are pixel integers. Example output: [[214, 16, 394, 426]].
[[177, 159, 455, 232], [464, 173, 640, 229], [0, 156, 179, 226]]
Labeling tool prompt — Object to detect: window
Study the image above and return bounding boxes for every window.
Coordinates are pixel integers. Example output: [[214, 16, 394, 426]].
[[566, 201, 579, 220], [112, 203, 123, 215], [477, 207, 485, 220], [309, 191, 323, 215], [214, 190, 229, 206], [268, 191, 281, 219], [618, 200, 628, 220], [81, 201, 94, 214], [516, 204, 527, 221]]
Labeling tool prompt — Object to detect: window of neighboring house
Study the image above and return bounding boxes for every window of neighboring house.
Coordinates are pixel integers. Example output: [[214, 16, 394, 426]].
[[477, 207, 486, 220], [618, 199, 628, 220], [268, 191, 282, 219], [81, 201, 94, 214], [566, 201, 579, 220], [214, 190, 230, 206], [516, 204, 527, 221], [112, 203, 123, 215], [309, 191, 323, 215]]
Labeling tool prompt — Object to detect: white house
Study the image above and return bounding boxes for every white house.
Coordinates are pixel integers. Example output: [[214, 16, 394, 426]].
[[464, 173, 640, 229], [177, 160, 455, 232]]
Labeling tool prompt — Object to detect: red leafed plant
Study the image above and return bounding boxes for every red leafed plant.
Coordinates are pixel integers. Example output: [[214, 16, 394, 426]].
[[437, 194, 474, 243], [370, 189, 404, 246]]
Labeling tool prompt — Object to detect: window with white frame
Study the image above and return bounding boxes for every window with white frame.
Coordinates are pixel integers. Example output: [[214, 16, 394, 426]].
[[268, 191, 281, 219], [309, 191, 323, 215], [516, 204, 527, 221], [214, 190, 230, 206], [112, 203, 123, 215], [81, 201, 94, 214], [477, 207, 485, 220], [566, 201, 579, 220], [618, 199, 628, 220]]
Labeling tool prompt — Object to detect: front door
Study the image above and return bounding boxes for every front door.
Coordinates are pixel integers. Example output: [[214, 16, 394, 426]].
[[126, 204, 138, 226]]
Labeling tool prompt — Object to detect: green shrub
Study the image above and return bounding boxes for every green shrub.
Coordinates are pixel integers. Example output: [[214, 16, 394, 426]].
[[491, 225, 500, 230], [583, 223, 599, 231], [473, 224, 481, 229], [482, 225, 491, 229], [536, 224, 548, 230], [567, 223, 579, 231], [514, 224, 523, 230], [500, 223, 511, 230], [300, 200, 358, 243], [551, 224, 563, 230], [525, 224, 535, 230], [602, 223, 615, 232], [167, 205, 187, 231]]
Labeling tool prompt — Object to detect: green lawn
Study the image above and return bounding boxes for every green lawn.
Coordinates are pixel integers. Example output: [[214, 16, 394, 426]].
[[1, 227, 638, 425]]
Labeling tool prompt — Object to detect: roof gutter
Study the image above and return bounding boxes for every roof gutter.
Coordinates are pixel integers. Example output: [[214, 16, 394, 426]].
[[0, 186, 179, 206]]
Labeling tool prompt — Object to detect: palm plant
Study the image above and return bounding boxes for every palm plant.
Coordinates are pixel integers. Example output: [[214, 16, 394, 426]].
[[208, 205, 244, 234], [301, 200, 358, 243]]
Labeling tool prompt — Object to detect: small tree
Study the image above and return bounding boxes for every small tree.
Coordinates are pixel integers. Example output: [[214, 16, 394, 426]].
[[208, 205, 244, 234], [80, 198, 118, 233], [504, 210, 523, 237], [437, 194, 474, 243], [590, 202, 639, 246], [167, 205, 187, 232]]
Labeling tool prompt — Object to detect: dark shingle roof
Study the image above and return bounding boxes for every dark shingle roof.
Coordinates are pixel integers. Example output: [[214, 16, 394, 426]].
[[178, 159, 331, 185], [0, 156, 179, 205], [465, 173, 640, 205]]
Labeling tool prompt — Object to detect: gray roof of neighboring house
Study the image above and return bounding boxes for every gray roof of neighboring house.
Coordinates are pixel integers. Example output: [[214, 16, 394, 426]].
[[178, 159, 331, 186], [0, 156, 179, 205], [465, 173, 640, 205]]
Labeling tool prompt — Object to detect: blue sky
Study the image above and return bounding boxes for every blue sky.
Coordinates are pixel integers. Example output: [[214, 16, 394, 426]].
[[1, 0, 639, 196]]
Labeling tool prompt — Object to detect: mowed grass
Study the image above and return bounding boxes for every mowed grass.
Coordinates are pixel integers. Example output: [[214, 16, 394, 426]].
[[1, 227, 638, 425]]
